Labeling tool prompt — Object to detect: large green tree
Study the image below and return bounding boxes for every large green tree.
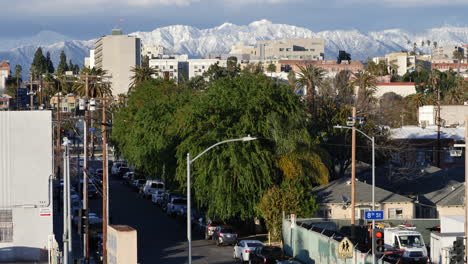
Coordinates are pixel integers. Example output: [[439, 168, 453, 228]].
[[56, 51, 69, 75], [173, 73, 328, 220], [31, 47, 48, 77], [129, 66, 156, 92]]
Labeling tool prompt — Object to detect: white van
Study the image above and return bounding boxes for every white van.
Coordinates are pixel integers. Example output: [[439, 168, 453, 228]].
[[384, 228, 428, 263], [142, 180, 165, 198]]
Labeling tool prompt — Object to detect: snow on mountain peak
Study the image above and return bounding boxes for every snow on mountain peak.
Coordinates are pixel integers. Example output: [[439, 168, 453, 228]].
[[2, 20, 468, 77]]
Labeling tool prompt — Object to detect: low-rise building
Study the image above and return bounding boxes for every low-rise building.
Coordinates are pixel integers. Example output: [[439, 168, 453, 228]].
[[432, 45, 465, 63], [375, 82, 417, 98], [0, 95, 11, 110], [432, 62, 468, 73], [0, 61, 10, 94], [149, 55, 189, 82], [229, 38, 325, 61], [49, 93, 79, 113], [188, 59, 227, 79], [312, 178, 416, 220], [279, 60, 364, 77], [390, 125, 465, 168], [383, 52, 431, 76], [142, 44, 167, 59], [419, 105, 468, 127]]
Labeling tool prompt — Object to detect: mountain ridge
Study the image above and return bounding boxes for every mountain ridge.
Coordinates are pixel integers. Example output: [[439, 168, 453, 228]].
[[1, 20, 467, 76]]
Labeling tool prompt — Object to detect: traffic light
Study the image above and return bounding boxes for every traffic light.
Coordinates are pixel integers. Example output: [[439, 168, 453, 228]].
[[78, 209, 88, 235], [60, 129, 65, 137], [373, 229, 385, 254], [452, 237, 465, 264]]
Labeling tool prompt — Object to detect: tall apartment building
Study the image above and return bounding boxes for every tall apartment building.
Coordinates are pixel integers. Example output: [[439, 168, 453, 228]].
[[94, 29, 141, 95], [0, 61, 10, 94], [84, 49, 95, 68], [149, 55, 189, 82], [230, 38, 325, 61], [142, 44, 167, 59]]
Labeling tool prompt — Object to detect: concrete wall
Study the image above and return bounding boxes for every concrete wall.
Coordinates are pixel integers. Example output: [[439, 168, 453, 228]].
[[419, 105, 468, 126], [375, 83, 417, 98], [437, 206, 464, 218], [0, 111, 53, 262], [108, 225, 137, 264]]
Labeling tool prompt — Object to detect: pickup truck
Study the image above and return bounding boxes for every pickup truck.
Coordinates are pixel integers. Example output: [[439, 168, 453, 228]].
[[166, 197, 187, 217]]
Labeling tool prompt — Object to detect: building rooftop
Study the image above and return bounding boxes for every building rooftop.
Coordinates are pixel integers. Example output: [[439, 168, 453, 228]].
[[390, 125, 465, 140], [312, 177, 413, 204]]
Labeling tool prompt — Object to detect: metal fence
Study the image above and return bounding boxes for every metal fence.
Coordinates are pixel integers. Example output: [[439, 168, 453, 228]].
[[283, 218, 378, 264]]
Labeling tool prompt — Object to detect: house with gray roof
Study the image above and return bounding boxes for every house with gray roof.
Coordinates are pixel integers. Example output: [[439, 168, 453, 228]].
[[423, 182, 464, 218], [312, 178, 421, 220]]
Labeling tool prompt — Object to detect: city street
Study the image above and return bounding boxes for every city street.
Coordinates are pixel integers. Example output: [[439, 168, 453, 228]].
[[88, 161, 235, 264]]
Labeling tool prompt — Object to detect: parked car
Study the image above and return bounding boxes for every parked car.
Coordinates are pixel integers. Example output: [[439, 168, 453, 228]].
[[111, 161, 126, 176], [166, 197, 187, 216], [234, 240, 264, 262], [142, 181, 165, 199], [212, 225, 237, 246], [249, 246, 284, 264], [117, 167, 130, 179], [205, 220, 223, 240], [151, 190, 166, 205], [135, 179, 146, 192]]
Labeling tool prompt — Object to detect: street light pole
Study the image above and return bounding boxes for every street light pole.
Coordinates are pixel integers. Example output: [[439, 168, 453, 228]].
[[334, 125, 375, 264], [186, 135, 257, 264]]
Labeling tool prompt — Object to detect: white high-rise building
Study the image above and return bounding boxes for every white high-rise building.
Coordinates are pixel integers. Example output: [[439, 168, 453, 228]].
[[149, 55, 189, 83], [94, 29, 142, 95], [84, 49, 95, 68], [188, 59, 227, 79]]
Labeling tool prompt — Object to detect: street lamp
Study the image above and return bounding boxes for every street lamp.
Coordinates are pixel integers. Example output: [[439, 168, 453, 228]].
[[333, 125, 375, 264], [186, 135, 257, 264]]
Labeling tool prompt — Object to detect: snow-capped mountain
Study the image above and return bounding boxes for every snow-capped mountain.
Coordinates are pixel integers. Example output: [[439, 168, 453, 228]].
[[2, 20, 468, 76]]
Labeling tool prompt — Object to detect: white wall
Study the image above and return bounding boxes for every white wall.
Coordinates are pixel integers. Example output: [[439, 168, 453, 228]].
[[0, 111, 53, 262], [188, 59, 227, 79], [375, 84, 417, 98]]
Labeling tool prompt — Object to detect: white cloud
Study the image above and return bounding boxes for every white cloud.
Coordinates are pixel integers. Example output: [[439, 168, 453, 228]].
[[223, 0, 297, 5]]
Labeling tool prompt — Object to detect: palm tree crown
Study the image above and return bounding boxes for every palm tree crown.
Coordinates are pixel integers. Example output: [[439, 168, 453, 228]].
[[295, 64, 326, 115]]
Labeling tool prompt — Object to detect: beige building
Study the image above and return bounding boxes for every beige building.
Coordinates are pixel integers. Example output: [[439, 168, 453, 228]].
[[432, 45, 465, 63], [188, 59, 227, 79], [313, 178, 417, 220], [94, 29, 141, 96], [230, 38, 324, 61], [423, 182, 464, 218], [108, 225, 137, 264], [374, 82, 417, 98], [419, 105, 468, 127], [376, 52, 431, 76], [49, 93, 79, 113], [0, 61, 10, 94]]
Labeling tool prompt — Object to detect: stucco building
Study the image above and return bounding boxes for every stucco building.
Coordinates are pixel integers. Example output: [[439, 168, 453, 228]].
[[149, 55, 189, 82], [188, 59, 227, 79], [0, 61, 10, 94], [94, 29, 141, 95]]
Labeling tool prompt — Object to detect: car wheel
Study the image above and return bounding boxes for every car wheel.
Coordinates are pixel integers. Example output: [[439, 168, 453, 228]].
[[233, 250, 237, 259], [205, 233, 209, 240]]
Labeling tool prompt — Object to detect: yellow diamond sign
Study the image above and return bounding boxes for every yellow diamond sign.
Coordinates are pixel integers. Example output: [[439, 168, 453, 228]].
[[337, 237, 354, 259]]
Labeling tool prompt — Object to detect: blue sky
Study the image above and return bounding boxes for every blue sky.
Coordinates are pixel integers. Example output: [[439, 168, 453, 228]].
[[1, 0, 467, 39]]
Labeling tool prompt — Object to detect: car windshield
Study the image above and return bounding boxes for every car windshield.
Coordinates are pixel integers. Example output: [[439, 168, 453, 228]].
[[151, 183, 164, 189], [262, 247, 282, 256], [221, 228, 234, 233], [399, 235, 423, 247], [173, 199, 186, 205], [247, 243, 263, 247]]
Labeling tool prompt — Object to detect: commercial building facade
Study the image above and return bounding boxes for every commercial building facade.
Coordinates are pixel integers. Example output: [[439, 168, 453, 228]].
[[230, 38, 325, 61], [94, 29, 141, 95], [188, 59, 227, 79], [432, 45, 466, 63], [149, 55, 189, 82]]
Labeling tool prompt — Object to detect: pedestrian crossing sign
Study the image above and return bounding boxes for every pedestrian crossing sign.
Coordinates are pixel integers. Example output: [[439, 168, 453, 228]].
[[338, 237, 354, 259]]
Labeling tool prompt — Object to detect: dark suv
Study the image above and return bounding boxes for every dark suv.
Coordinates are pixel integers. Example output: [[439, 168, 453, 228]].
[[249, 246, 284, 264], [212, 225, 237, 246]]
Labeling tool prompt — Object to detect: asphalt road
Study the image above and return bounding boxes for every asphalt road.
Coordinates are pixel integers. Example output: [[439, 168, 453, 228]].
[[88, 160, 236, 264]]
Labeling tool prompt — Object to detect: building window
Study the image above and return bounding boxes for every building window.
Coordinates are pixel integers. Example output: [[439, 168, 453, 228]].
[[388, 208, 403, 219], [317, 208, 331, 218], [0, 209, 13, 242], [170, 65, 174, 69], [279, 48, 284, 52], [355, 207, 371, 219]]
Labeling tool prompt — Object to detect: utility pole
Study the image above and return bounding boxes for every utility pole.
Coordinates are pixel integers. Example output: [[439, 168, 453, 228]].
[[102, 97, 109, 264], [56, 83, 62, 179], [83, 74, 90, 262], [465, 115, 468, 264], [63, 138, 72, 264], [29, 74, 34, 110], [351, 106, 356, 238], [436, 78, 441, 168]]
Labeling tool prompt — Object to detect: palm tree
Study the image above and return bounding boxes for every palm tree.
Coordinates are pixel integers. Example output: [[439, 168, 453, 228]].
[[287, 70, 296, 91], [295, 64, 326, 115], [129, 65, 156, 93], [426, 40, 431, 47], [428, 70, 441, 96], [351, 71, 377, 111], [453, 50, 464, 75], [445, 87, 463, 105], [73, 67, 111, 98]]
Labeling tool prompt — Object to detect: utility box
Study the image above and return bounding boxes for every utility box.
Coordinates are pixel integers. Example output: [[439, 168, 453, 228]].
[[108, 225, 137, 264]]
